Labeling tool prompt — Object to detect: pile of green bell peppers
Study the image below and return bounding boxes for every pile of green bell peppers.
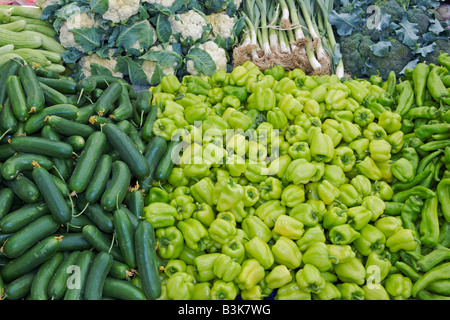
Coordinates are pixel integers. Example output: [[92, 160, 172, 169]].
[[138, 54, 450, 300]]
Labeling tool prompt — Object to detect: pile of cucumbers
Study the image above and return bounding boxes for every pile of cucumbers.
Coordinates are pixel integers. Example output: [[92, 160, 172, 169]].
[[0, 57, 168, 300]]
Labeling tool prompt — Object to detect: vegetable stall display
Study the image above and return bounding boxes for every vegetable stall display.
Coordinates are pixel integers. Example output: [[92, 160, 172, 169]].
[[0, 1, 449, 301]]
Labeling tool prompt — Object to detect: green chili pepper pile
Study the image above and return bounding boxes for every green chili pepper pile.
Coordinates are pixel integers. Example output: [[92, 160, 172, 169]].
[[129, 53, 450, 300]]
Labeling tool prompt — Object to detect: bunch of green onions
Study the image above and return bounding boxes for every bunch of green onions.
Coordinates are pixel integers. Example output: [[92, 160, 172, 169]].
[[233, 0, 344, 78]]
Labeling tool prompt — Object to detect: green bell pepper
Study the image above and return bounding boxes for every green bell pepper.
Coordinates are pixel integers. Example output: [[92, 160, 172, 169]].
[[365, 251, 391, 284], [323, 205, 348, 230], [386, 228, 417, 253], [178, 218, 210, 252], [378, 110, 402, 134], [210, 280, 238, 300], [242, 215, 272, 243], [391, 158, 415, 183], [346, 206, 373, 231], [296, 225, 326, 251], [236, 259, 266, 291], [295, 264, 326, 294], [153, 118, 178, 141], [273, 214, 305, 240], [310, 130, 335, 163], [265, 265, 292, 290], [329, 224, 361, 245], [213, 254, 242, 282], [362, 283, 390, 300], [194, 253, 220, 282], [353, 224, 386, 256], [337, 283, 365, 300], [275, 281, 311, 300], [356, 156, 383, 181], [334, 257, 366, 285], [155, 226, 185, 260], [374, 216, 403, 239], [192, 202, 215, 227], [190, 177, 215, 207], [247, 87, 276, 111], [170, 195, 196, 221], [302, 241, 332, 272], [285, 158, 318, 185], [271, 235, 303, 269], [145, 202, 178, 228], [332, 146, 356, 173], [164, 259, 187, 277], [278, 94, 303, 121], [208, 217, 237, 245], [166, 272, 195, 300], [336, 184, 362, 207], [385, 273, 413, 300], [244, 236, 274, 269], [145, 187, 171, 205], [222, 238, 246, 264], [259, 177, 283, 201], [327, 244, 356, 265], [254, 200, 286, 229]]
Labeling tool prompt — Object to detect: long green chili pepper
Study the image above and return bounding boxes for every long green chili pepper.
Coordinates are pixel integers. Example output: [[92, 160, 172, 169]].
[[412, 262, 450, 297], [412, 63, 430, 107]]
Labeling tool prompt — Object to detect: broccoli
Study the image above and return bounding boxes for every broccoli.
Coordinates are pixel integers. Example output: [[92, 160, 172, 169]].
[[332, 0, 449, 79]]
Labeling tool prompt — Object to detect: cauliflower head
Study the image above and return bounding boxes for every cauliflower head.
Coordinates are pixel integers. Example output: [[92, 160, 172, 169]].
[[59, 11, 97, 52], [141, 44, 178, 84], [79, 51, 123, 78], [169, 10, 207, 43], [141, 0, 176, 7], [186, 41, 227, 76], [35, 0, 59, 9], [206, 12, 235, 40], [102, 0, 140, 24]]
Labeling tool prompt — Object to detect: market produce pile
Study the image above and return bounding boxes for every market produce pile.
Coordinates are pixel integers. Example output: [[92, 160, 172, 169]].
[[0, 2, 449, 301]]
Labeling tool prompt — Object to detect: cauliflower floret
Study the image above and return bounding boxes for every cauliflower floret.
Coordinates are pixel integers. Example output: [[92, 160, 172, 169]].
[[141, 44, 178, 84], [141, 0, 176, 7], [129, 20, 158, 53], [234, 0, 242, 9], [79, 51, 123, 78], [206, 12, 235, 40], [59, 11, 97, 52], [186, 41, 227, 76], [102, 0, 140, 24], [168, 10, 207, 43], [35, 0, 59, 9]]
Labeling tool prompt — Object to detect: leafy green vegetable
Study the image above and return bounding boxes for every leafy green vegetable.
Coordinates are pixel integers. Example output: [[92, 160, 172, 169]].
[[185, 47, 216, 77], [115, 56, 148, 86]]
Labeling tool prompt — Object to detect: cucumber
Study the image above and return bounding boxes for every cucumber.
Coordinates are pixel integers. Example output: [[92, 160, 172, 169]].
[[102, 277, 146, 300], [0, 98, 18, 134], [95, 81, 123, 116], [47, 250, 81, 300], [2, 215, 60, 259], [39, 81, 69, 105], [46, 115, 95, 139], [89, 114, 112, 129], [50, 174, 71, 198], [84, 251, 113, 300], [6, 75, 28, 122], [0, 202, 48, 233], [110, 85, 133, 121], [81, 225, 123, 262], [3, 272, 35, 300], [66, 214, 94, 233], [1, 236, 60, 283], [64, 135, 85, 152], [4, 174, 40, 204], [76, 196, 114, 234], [18, 64, 45, 114], [108, 260, 133, 280], [141, 105, 158, 142], [139, 136, 167, 193], [84, 154, 112, 204], [36, 76, 77, 94], [69, 131, 106, 194], [10, 136, 74, 159], [126, 186, 145, 221], [0, 57, 23, 107], [30, 252, 64, 300], [0, 187, 14, 220], [1, 153, 54, 180], [63, 250, 95, 300], [102, 123, 150, 180], [24, 104, 79, 134], [56, 233, 92, 252], [118, 204, 140, 229], [133, 90, 153, 114], [100, 161, 131, 212], [74, 104, 95, 124], [113, 208, 136, 269], [127, 124, 146, 154], [32, 165, 72, 224], [134, 220, 162, 300], [0, 143, 15, 161], [154, 139, 180, 182]]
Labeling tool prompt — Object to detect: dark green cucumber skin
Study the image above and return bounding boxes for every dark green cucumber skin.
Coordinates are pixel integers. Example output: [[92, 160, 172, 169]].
[[84, 251, 113, 300], [9, 136, 73, 159], [47, 250, 81, 300], [30, 252, 64, 300], [63, 250, 95, 300], [69, 131, 106, 194], [3, 174, 40, 204], [111, 84, 133, 121], [1, 236, 60, 283], [0, 99, 18, 134], [64, 135, 85, 152], [100, 161, 131, 212], [6, 75, 28, 122], [4, 272, 36, 300], [155, 140, 180, 182], [1, 153, 54, 181], [19, 64, 45, 114], [0, 187, 14, 220], [36, 76, 77, 94], [56, 233, 92, 252], [94, 81, 123, 116], [141, 105, 158, 142], [76, 195, 114, 234], [102, 277, 146, 300], [2, 215, 60, 259], [0, 58, 23, 107], [102, 123, 150, 181], [39, 81, 69, 105], [81, 225, 123, 262], [0, 202, 49, 233], [134, 220, 162, 300], [113, 208, 136, 269], [138, 136, 167, 193], [84, 154, 112, 204], [46, 115, 95, 139], [25, 104, 79, 134], [32, 166, 72, 224]]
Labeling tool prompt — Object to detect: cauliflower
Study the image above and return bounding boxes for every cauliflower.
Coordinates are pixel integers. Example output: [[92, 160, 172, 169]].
[[186, 41, 227, 76], [168, 10, 208, 43], [141, 44, 179, 84], [79, 51, 123, 78], [59, 11, 98, 52], [35, 0, 59, 9], [206, 12, 235, 40], [141, 0, 176, 7], [102, 0, 140, 24]]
